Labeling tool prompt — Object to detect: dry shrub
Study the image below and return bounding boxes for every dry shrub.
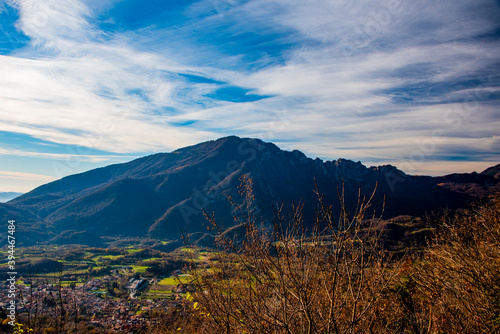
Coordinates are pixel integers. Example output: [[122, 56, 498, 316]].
[[184, 177, 500, 334], [189, 177, 400, 334], [412, 194, 500, 333]]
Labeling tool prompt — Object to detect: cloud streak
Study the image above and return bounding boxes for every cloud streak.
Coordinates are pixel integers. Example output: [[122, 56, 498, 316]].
[[0, 170, 55, 182], [0, 147, 136, 163]]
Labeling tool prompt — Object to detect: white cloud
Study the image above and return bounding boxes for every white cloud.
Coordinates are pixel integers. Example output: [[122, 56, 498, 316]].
[[11, 0, 94, 47]]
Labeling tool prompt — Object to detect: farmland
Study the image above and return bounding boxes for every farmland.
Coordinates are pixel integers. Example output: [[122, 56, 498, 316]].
[[0, 241, 206, 332]]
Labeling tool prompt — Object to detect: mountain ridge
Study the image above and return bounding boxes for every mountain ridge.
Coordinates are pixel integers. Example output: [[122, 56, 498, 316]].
[[2, 136, 498, 246]]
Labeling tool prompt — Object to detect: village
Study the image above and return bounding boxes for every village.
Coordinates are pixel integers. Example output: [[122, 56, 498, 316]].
[[0, 272, 193, 332]]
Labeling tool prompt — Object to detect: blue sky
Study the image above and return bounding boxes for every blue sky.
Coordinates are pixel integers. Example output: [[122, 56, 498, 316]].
[[0, 0, 499, 192]]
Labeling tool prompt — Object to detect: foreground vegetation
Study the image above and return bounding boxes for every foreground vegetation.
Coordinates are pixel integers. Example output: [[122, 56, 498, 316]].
[[180, 179, 500, 334], [2, 177, 499, 333]]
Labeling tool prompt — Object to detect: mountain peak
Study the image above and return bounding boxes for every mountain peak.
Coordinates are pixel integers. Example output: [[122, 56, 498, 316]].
[[2, 137, 498, 246]]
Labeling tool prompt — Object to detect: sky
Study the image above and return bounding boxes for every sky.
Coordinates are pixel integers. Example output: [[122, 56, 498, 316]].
[[0, 0, 499, 193]]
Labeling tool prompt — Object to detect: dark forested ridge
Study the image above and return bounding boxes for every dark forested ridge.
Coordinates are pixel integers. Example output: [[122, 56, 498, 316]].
[[1, 136, 498, 245]]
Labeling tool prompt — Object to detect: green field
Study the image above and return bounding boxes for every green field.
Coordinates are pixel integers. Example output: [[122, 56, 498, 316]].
[[158, 274, 191, 286], [129, 265, 149, 273], [157, 276, 178, 285], [93, 254, 124, 260]]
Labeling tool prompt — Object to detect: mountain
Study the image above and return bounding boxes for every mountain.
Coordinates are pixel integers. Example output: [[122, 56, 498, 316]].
[[1, 136, 498, 246], [0, 192, 23, 203], [482, 163, 500, 179]]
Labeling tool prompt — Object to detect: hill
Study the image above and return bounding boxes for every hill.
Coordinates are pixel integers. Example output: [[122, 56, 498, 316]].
[[482, 163, 500, 179]]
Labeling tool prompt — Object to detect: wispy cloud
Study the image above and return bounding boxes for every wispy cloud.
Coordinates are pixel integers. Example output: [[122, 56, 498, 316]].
[[0, 170, 55, 182], [219, 0, 500, 167], [0, 147, 136, 163]]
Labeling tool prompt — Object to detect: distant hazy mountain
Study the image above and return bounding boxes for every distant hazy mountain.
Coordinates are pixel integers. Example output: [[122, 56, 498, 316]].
[[1, 136, 498, 246], [0, 192, 23, 203]]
